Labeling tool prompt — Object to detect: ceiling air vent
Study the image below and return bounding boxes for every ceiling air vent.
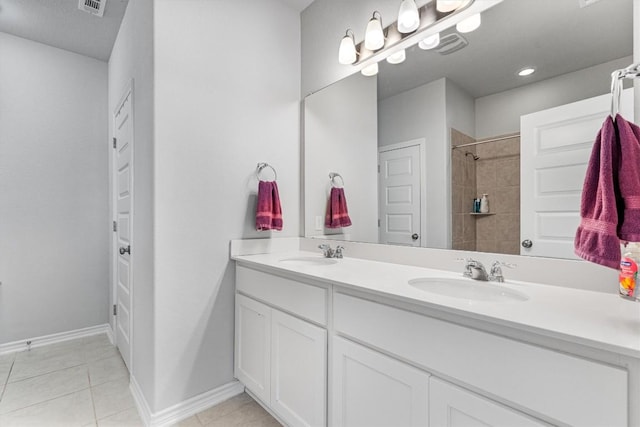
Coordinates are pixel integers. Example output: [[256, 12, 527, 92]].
[[436, 33, 469, 55], [78, 0, 107, 17]]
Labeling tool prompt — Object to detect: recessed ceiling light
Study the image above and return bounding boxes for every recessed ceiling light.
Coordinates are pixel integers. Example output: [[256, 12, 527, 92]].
[[518, 67, 535, 77]]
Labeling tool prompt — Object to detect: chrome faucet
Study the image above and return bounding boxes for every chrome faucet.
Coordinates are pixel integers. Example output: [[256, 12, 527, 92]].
[[318, 244, 344, 259], [460, 258, 516, 282], [463, 258, 489, 281], [489, 261, 516, 283]]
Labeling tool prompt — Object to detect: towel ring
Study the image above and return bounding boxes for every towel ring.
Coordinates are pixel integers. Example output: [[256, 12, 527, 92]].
[[329, 172, 344, 188], [257, 162, 277, 181]]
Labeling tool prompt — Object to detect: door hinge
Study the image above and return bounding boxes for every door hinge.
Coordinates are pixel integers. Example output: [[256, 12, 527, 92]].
[[113, 137, 117, 149], [113, 221, 117, 232], [378, 219, 381, 227], [113, 304, 117, 316], [377, 165, 380, 173]]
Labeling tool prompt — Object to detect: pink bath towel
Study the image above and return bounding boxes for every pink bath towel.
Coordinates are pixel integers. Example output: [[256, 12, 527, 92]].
[[256, 181, 283, 231], [575, 114, 640, 268], [325, 187, 352, 228]]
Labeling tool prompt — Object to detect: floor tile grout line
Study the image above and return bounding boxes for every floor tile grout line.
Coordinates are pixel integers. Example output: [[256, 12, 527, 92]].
[[6, 361, 90, 387], [0, 360, 15, 402], [0, 383, 92, 417], [87, 369, 99, 426]]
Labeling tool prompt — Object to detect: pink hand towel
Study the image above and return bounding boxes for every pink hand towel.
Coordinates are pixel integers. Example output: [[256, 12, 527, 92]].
[[575, 114, 640, 268], [256, 181, 283, 231], [613, 115, 640, 242], [325, 187, 352, 229]]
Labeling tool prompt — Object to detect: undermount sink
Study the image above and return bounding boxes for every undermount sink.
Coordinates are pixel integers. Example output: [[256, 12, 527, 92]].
[[279, 256, 338, 266], [408, 277, 529, 302]]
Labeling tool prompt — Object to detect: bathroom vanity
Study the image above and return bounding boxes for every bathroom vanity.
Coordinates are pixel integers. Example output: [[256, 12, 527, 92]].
[[231, 240, 640, 427]]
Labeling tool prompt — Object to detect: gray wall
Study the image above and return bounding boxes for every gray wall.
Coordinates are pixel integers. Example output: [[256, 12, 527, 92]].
[[108, 0, 156, 408], [475, 56, 632, 139], [0, 32, 109, 343], [152, 0, 301, 412], [378, 78, 449, 248], [305, 73, 378, 243]]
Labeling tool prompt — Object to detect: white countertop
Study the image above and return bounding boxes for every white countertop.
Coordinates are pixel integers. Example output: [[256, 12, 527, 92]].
[[233, 250, 640, 358]]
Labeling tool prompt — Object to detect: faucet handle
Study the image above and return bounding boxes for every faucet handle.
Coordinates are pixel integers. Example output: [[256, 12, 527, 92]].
[[334, 245, 344, 258], [492, 260, 516, 269], [489, 261, 515, 283]]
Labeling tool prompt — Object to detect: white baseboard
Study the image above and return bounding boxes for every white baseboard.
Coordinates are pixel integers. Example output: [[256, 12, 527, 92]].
[[130, 376, 152, 427], [0, 324, 113, 355], [130, 377, 244, 427]]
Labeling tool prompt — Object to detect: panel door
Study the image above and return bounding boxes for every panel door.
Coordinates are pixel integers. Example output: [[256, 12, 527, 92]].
[[430, 377, 548, 427], [271, 310, 327, 427], [331, 336, 429, 427], [520, 88, 633, 258], [378, 144, 422, 246], [235, 294, 271, 404], [114, 89, 133, 370]]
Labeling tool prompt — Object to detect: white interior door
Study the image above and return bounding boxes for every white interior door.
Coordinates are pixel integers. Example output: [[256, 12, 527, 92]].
[[378, 142, 423, 246], [113, 88, 133, 370], [520, 89, 633, 259]]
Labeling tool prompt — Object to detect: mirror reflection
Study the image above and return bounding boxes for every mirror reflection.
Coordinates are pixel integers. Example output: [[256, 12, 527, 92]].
[[303, 0, 633, 259]]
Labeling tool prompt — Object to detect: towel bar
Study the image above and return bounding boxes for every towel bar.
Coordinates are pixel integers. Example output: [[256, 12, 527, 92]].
[[329, 172, 344, 187], [257, 162, 277, 181]]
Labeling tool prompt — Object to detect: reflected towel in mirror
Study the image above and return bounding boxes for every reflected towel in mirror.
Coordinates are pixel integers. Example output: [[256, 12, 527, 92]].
[[325, 187, 352, 228]]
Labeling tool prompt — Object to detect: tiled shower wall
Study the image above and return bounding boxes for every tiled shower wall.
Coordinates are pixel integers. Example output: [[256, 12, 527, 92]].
[[451, 130, 521, 255]]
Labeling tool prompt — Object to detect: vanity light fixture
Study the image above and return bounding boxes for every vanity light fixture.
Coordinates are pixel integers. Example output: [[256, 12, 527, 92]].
[[518, 67, 536, 76], [436, 0, 465, 13], [456, 13, 481, 33], [386, 49, 406, 64], [338, 0, 497, 75], [338, 29, 357, 65], [361, 62, 379, 77], [364, 11, 385, 51], [397, 0, 420, 33], [418, 32, 440, 50]]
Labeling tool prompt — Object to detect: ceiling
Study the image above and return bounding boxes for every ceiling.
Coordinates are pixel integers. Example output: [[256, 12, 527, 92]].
[[0, 0, 129, 61], [0, 0, 314, 63], [378, 0, 633, 99]]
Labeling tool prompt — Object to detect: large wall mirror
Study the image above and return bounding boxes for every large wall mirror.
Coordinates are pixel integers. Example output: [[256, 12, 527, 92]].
[[303, 0, 633, 260]]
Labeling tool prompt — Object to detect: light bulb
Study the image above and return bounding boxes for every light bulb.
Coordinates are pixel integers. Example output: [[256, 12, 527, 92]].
[[456, 13, 481, 33], [397, 0, 420, 34], [338, 30, 357, 65], [386, 50, 406, 65], [436, 0, 464, 13], [361, 62, 379, 76], [364, 12, 384, 51], [418, 32, 440, 50], [518, 67, 535, 76]]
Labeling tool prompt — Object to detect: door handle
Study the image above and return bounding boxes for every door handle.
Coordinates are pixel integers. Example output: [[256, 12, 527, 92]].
[[521, 239, 533, 248], [119, 245, 130, 255], [411, 233, 419, 241]]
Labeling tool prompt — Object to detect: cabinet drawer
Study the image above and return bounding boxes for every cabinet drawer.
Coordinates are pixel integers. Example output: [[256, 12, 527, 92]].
[[334, 292, 627, 427], [237, 266, 328, 325], [430, 377, 547, 427]]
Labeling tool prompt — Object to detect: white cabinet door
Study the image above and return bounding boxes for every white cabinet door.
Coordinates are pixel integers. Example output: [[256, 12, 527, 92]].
[[271, 310, 327, 427], [430, 378, 547, 427], [235, 294, 271, 404], [331, 336, 429, 427]]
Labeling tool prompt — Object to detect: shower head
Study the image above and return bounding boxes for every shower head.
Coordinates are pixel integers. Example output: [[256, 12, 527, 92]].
[[465, 151, 479, 160]]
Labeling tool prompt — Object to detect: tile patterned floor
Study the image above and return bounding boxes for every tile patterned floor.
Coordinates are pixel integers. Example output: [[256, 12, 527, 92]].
[[0, 334, 280, 427]]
